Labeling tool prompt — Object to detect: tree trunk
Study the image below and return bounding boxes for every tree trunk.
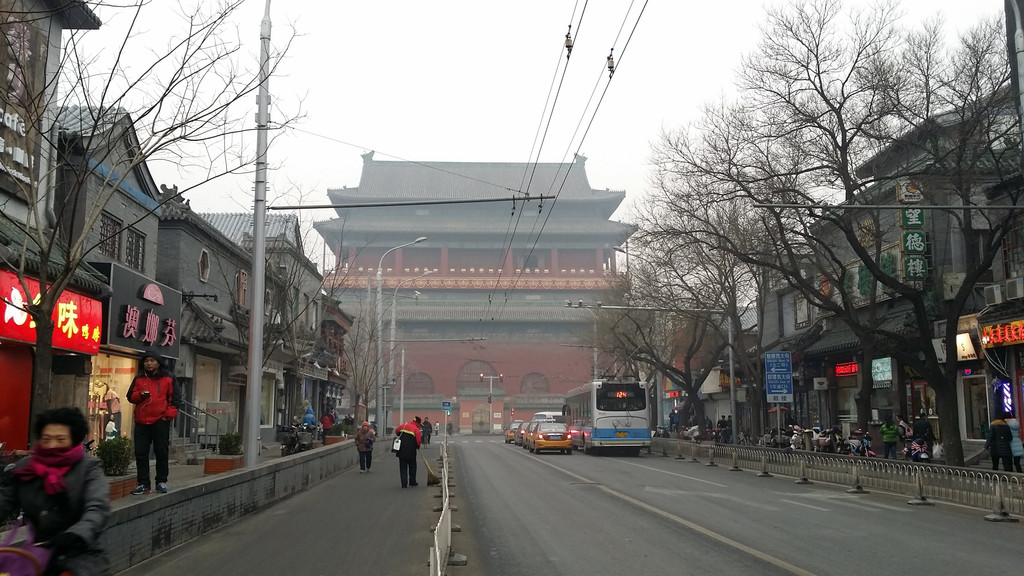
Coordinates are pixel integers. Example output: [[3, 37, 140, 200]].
[[31, 315, 56, 434], [931, 369, 964, 465]]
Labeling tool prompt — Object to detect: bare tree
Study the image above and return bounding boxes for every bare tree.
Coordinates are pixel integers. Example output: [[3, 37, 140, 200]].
[[647, 0, 1017, 464], [0, 0, 298, 416]]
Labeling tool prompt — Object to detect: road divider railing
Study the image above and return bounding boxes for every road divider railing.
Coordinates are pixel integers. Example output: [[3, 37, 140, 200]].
[[652, 437, 1024, 518], [429, 438, 454, 576]]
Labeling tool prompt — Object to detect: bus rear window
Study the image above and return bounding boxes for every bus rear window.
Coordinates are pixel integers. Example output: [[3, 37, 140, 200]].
[[596, 383, 646, 412]]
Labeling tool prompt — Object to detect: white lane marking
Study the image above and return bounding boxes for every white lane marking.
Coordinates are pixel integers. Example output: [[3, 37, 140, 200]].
[[781, 499, 829, 512], [645, 487, 779, 511], [526, 455, 817, 576], [617, 460, 728, 488]]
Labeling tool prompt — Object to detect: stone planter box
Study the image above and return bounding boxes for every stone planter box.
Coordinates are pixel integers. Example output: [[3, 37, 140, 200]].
[[323, 436, 345, 445], [107, 475, 137, 502], [204, 454, 244, 475]]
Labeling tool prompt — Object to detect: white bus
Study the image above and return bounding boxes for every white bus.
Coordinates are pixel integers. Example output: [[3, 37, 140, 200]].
[[564, 380, 650, 456]]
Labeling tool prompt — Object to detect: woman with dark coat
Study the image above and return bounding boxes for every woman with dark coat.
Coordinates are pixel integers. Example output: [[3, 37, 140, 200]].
[[0, 407, 111, 575], [985, 412, 1014, 472]]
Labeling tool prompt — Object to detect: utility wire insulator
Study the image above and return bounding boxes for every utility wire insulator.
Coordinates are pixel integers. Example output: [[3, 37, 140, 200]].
[[565, 26, 574, 58], [607, 48, 615, 78]]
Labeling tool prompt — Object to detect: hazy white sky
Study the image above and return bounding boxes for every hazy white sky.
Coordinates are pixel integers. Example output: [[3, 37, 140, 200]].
[[81, 1, 1004, 261]]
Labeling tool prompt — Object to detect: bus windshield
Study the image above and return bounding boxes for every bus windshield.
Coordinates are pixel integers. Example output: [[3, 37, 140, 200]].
[[596, 382, 646, 412]]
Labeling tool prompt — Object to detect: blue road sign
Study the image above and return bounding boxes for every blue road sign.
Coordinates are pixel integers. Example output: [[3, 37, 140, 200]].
[[442, 401, 452, 410], [764, 351, 793, 403]]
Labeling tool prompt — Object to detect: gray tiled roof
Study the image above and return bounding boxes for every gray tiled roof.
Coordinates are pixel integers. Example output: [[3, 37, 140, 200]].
[[57, 106, 127, 137], [198, 212, 299, 246], [328, 156, 625, 201]]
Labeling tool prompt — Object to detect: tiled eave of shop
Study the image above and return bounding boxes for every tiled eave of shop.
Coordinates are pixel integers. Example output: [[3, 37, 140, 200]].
[[802, 308, 918, 358]]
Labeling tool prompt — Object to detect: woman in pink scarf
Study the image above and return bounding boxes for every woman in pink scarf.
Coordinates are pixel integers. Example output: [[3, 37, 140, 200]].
[[2, 407, 110, 575]]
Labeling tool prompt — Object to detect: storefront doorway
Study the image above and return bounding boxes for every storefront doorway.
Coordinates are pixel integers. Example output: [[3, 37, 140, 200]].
[[89, 353, 138, 444]]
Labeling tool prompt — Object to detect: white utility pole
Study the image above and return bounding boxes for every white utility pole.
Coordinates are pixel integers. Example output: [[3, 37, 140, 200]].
[[245, 0, 272, 468]]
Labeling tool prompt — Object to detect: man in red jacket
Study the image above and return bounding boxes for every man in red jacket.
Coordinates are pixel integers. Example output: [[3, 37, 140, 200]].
[[395, 416, 422, 487], [127, 350, 181, 495]]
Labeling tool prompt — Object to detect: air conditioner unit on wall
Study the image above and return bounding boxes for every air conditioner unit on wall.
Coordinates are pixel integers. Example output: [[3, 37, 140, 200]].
[[984, 284, 1004, 306], [1006, 277, 1024, 300]]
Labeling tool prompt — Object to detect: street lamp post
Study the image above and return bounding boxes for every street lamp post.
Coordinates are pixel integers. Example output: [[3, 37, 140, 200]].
[[566, 299, 599, 381], [376, 237, 426, 431], [390, 270, 433, 425], [480, 373, 503, 434]]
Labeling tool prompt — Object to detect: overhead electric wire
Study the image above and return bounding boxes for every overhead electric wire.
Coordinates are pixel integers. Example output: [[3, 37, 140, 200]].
[[475, 1, 590, 329], [491, 0, 648, 325]]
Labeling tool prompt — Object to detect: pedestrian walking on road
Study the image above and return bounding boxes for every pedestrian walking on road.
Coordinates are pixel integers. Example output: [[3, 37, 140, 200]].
[[986, 412, 1014, 472], [1006, 413, 1023, 473], [421, 417, 432, 444], [395, 416, 422, 488], [880, 417, 899, 459], [127, 349, 180, 495], [355, 421, 375, 473], [0, 407, 111, 575]]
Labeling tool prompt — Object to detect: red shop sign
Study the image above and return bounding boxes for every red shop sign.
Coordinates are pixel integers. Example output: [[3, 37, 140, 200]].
[[834, 361, 859, 377], [0, 270, 102, 354]]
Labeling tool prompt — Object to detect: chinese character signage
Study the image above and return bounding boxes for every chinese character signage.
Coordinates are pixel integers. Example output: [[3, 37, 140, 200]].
[[981, 320, 1024, 348], [900, 207, 925, 229], [901, 231, 927, 255], [90, 262, 181, 359], [0, 269, 102, 354], [903, 256, 928, 280]]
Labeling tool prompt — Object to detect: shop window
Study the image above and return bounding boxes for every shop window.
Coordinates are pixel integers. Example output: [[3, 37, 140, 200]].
[[89, 353, 138, 444], [99, 212, 122, 258]]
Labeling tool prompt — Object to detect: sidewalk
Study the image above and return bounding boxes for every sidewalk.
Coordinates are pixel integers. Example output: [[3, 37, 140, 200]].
[[115, 441, 443, 576]]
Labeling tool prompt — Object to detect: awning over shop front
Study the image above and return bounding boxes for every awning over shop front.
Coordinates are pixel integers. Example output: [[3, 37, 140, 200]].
[[803, 307, 917, 357]]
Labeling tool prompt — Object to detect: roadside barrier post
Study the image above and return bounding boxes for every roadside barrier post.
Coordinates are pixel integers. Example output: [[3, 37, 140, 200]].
[[729, 451, 742, 472], [705, 446, 718, 467], [846, 465, 868, 494], [906, 471, 934, 506], [757, 454, 773, 477], [794, 460, 812, 484], [983, 483, 1020, 522]]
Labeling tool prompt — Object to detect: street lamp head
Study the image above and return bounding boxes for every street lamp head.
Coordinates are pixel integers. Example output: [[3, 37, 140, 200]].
[[565, 300, 571, 307], [578, 299, 584, 308], [414, 236, 427, 243]]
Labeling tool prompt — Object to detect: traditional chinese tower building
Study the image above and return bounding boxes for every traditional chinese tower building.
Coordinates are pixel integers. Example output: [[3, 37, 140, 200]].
[[315, 153, 633, 433]]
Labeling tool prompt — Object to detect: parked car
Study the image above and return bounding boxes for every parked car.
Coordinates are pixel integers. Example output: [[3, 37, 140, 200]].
[[521, 421, 540, 449], [505, 420, 524, 443], [529, 422, 572, 454], [515, 422, 531, 446], [568, 424, 584, 450]]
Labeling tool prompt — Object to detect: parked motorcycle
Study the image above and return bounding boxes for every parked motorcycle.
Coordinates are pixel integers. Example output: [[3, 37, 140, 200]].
[[280, 419, 319, 456], [849, 429, 875, 457]]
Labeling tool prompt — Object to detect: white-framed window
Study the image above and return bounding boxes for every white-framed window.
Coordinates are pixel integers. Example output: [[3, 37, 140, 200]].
[[124, 228, 145, 271], [198, 249, 211, 282], [236, 270, 249, 307], [99, 212, 122, 258]]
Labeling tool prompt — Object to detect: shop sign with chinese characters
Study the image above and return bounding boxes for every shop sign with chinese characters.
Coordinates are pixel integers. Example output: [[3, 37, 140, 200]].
[[981, 319, 1024, 349], [0, 269, 102, 353], [91, 262, 181, 359]]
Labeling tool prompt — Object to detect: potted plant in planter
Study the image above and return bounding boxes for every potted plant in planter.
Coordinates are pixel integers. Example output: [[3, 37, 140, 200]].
[[204, 432, 244, 475], [95, 436, 135, 500], [323, 423, 347, 445]]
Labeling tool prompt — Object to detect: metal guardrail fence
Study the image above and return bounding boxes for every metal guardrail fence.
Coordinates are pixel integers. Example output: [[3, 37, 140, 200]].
[[651, 438, 1024, 516], [429, 439, 452, 576]]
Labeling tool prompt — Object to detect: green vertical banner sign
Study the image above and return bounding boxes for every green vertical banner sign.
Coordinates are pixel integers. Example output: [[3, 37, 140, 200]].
[[900, 207, 925, 229]]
